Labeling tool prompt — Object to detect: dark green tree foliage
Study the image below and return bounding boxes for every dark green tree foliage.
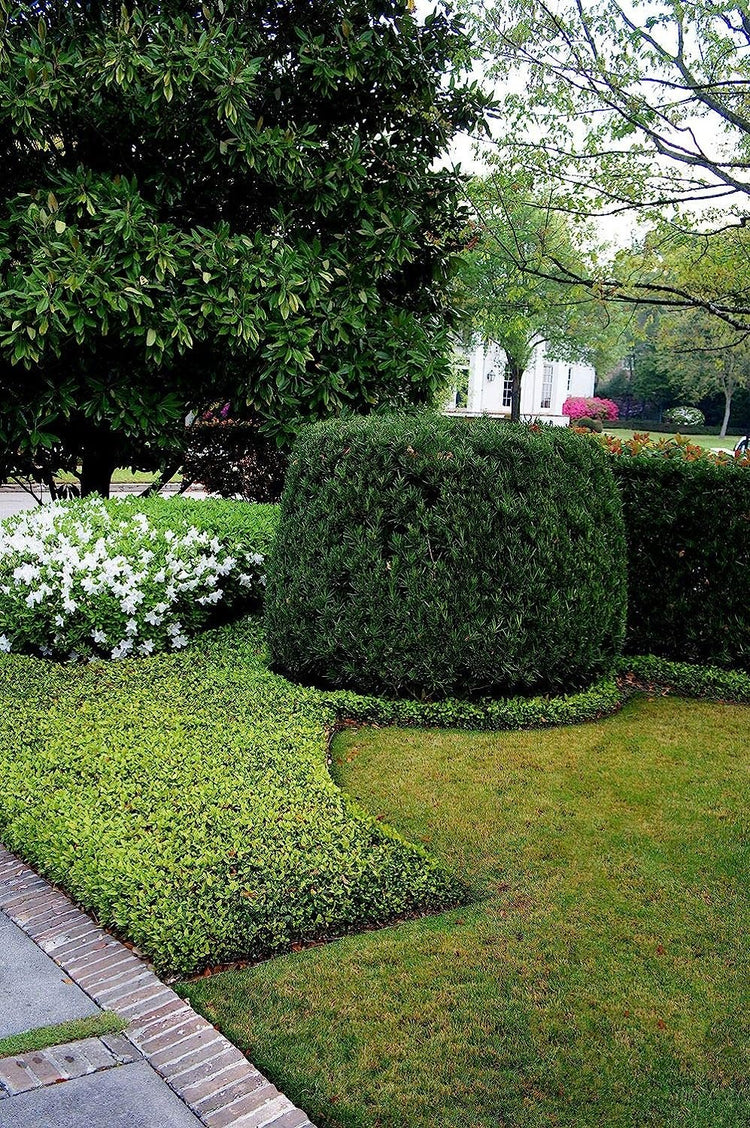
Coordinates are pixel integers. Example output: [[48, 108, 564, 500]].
[[614, 458, 750, 670], [0, 1, 488, 494], [265, 415, 628, 698]]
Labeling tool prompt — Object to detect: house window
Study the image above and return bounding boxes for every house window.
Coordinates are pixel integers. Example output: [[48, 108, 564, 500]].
[[502, 374, 513, 408], [541, 363, 554, 409], [567, 366, 573, 391]]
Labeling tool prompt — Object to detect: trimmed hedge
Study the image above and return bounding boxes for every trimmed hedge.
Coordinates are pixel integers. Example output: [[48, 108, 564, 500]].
[[608, 421, 748, 437], [266, 416, 628, 698], [612, 456, 750, 670]]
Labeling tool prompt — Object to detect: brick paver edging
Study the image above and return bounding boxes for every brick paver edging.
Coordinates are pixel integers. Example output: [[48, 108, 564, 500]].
[[0, 845, 315, 1128]]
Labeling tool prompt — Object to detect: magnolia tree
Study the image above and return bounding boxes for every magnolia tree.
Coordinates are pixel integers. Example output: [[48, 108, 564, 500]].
[[0, 0, 489, 495]]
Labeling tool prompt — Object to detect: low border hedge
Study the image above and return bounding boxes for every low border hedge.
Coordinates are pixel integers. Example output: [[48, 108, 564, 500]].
[[621, 655, 750, 703], [324, 676, 627, 731]]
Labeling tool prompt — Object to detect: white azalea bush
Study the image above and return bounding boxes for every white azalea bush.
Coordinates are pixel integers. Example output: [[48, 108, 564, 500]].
[[663, 405, 705, 428], [0, 497, 278, 660]]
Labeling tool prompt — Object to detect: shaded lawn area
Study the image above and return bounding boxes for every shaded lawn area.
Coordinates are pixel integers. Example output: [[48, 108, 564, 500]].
[[182, 697, 750, 1128], [605, 428, 737, 450]]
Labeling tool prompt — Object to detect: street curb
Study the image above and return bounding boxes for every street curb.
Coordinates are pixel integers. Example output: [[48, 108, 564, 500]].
[[0, 846, 315, 1128]]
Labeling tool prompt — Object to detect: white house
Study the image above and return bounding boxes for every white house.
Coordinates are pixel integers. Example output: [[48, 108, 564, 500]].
[[446, 341, 596, 426]]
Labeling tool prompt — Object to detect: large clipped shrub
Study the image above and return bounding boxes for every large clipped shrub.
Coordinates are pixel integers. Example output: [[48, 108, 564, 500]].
[[265, 416, 627, 698], [612, 456, 750, 669]]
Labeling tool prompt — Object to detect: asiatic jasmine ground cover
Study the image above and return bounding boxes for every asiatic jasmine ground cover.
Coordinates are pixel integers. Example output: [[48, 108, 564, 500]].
[[0, 616, 461, 975], [0, 497, 277, 660]]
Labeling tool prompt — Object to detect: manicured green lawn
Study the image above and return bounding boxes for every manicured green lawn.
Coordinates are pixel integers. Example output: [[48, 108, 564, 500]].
[[183, 696, 749, 1128], [606, 428, 737, 450]]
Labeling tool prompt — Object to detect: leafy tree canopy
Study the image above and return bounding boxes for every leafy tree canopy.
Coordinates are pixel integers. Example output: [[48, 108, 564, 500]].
[[463, 0, 750, 329], [0, 0, 489, 493], [456, 176, 633, 418]]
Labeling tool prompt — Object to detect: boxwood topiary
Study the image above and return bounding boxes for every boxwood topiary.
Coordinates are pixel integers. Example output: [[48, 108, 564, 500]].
[[265, 415, 628, 698], [572, 416, 603, 433]]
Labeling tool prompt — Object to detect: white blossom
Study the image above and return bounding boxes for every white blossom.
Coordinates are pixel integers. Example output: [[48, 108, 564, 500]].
[[0, 496, 267, 661]]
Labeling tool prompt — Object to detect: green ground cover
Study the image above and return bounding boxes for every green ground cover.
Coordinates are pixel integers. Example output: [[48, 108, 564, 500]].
[[183, 696, 750, 1128], [0, 618, 460, 975], [606, 428, 736, 450], [0, 1012, 126, 1058]]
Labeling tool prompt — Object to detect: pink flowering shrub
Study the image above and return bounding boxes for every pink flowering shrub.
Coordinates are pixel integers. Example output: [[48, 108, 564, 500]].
[[563, 396, 619, 422]]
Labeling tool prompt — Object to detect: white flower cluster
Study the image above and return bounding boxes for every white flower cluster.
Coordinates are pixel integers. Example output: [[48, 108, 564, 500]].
[[0, 498, 265, 660]]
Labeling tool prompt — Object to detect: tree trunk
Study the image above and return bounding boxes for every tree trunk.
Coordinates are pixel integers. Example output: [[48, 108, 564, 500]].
[[80, 448, 116, 497], [508, 358, 524, 423], [720, 390, 732, 436]]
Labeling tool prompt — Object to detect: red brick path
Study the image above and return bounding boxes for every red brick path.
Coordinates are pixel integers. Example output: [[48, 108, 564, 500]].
[[0, 846, 315, 1128]]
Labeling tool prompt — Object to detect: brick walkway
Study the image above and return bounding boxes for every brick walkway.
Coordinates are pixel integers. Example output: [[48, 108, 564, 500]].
[[0, 845, 315, 1128]]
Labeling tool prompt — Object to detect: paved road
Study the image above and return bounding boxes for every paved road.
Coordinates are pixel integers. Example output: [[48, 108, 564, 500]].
[[0, 486, 207, 520]]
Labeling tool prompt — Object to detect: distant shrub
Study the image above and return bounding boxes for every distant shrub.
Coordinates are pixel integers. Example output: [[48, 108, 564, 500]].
[[184, 419, 288, 502], [611, 455, 750, 669], [563, 396, 619, 422], [0, 497, 278, 660], [599, 431, 750, 467], [265, 416, 627, 699], [663, 405, 705, 428], [572, 416, 603, 433]]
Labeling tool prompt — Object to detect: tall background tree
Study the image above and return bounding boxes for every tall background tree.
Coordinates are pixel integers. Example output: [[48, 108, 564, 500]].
[[457, 178, 632, 419], [655, 311, 750, 435], [463, 0, 750, 328], [0, 0, 489, 494]]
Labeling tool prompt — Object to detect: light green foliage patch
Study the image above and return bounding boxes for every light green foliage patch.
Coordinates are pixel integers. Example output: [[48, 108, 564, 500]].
[[0, 618, 460, 976], [0, 1012, 126, 1059]]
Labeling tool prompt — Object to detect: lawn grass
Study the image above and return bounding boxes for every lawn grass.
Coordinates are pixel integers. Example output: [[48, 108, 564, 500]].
[[182, 696, 750, 1128], [0, 1012, 126, 1058], [605, 427, 737, 450]]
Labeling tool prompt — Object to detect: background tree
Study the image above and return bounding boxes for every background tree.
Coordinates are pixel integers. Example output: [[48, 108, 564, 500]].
[[463, 0, 750, 328], [656, 312, 750, 435], [0, 0, 489, 494], [457, 179, 633, 419]]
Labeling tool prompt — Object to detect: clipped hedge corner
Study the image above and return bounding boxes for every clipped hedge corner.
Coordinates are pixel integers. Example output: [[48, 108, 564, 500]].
[[265, 416, 628, 698], [612, 456, 750, 670]]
